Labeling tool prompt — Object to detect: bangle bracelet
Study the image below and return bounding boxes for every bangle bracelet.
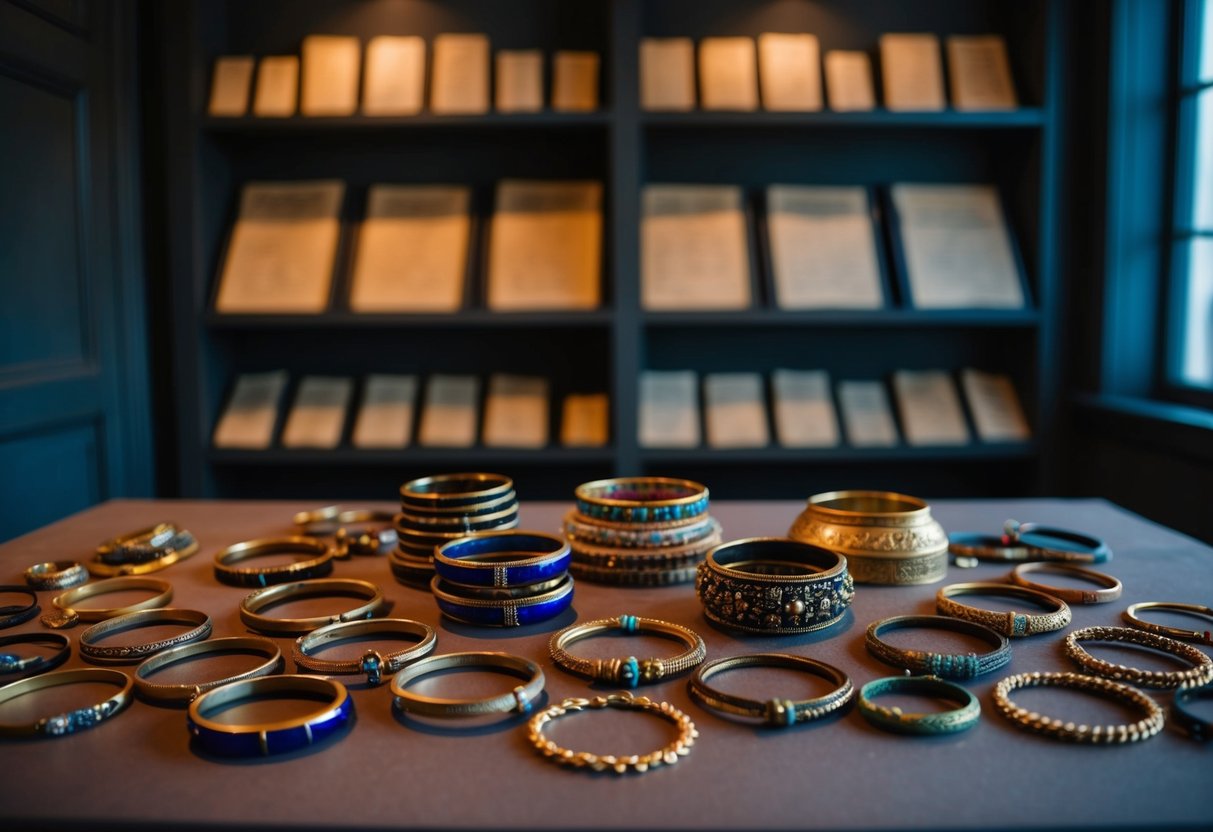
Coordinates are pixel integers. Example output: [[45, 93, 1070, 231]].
[[293, 618, 436, 685], [0, 667, 133, 737], [438, 575, 567, 600], [569, 560, 700, 587], [567, 522, 721, 567], [992, 671, 1164, 743], [574, 477, 709, 523], [95, 523, 177, 562], [695, 537, 854, 634], [1173, 684, 1213, 740], [0, 633, 71, 679], [528, 691, 697, 774], [96, 528, 195, 566], [0, 585, 40, 629], [87, 531, 199, 577], [936, 582, 1071, 637], [865, 615, 1011, 679], [688, 654, 854, 727], [950, 521, 1111, 567], [134, 636, 283, 704], [79, 608, 212, 664], [294, 506, 397, 557], [239, 578, 388, 635], [1062, 625, 1213, 690], [430, 573, 574, 628], [1122, 602, 1213, 645], [399, 473, 515, 509], [390, 651, 544, 718], [549, 614, 706, 687], [188, 675, 354, 757], [397, 504, 519, 533], [1009, 562, 1123, 605], [434, 531, 570, 588], [214, 537, 334, 587], [43, 576, 173, 629], [564, 509, 719, 549], [857, 675, 981, 735], [24, 561, 88, 591], [388, 549, 436, 586]]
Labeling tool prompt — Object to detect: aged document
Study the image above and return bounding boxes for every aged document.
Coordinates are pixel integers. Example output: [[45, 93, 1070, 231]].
[[252, 56, 298, 117], [496, 50, 543, 112], [561, 393, 609, 447], [552, 51, 599, 111], [482, 374, 549, 448], [758, 34, 821, 111], [892, 370, 970, 446], [351, 374, 418, 448], [212, 371, 288, 449], [771, 369, 840, 448], [824, 51, 875, 111], [418, 375, 480, 447], [362, 36, 425, 115], [208, 56, 254, 116], [880, 34, 946, 111], [301, 35, 361, 116], [704, 373, 769, 448], [642, 185, 750, 310], [638, 370, 700, 448], [961, 368, 1030, 441], [281, 376, 353, 448], [838, 380, 899, 447], [698, 37, 758, 111], [947, 35, 1017, 111], [640, 38, 695, 111], [431, 34, 490, 114]]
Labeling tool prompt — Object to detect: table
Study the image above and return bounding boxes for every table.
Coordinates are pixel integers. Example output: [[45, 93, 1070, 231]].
[[1, 498, 1210, 831]]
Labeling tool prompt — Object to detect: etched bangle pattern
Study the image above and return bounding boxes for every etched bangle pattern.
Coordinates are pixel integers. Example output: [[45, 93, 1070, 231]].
[[696, 566, 854, 634]]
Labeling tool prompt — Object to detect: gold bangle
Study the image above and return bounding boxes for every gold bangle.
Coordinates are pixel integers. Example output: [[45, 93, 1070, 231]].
[[527, 692, 697, 774], [292, 618, 437, 685], [935, 581, 1071, 637], [86, 536, 200, 577], [549, 614, 706, 687], [134, 636, 283, 704], [79, 608, 212, 664], [399, 473, 515, 508], [1009, 562, 1123, 604], [0, 667, 133, 737], [214, 537, 334, 587], [24, 561, 89, 591], [1122, 601, 1213, 645], [42, 576, 173, 629], [390, 651, 544, 718], [239, 578, 388, 635], [992, 671, 1165, 743], [95, 523, 177, 561], [1062, 625, 1213, 689]]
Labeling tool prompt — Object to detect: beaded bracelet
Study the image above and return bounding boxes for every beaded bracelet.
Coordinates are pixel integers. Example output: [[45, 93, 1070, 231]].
[[566, 523, 721, 567], [0, 668, 133, 737], [857, 675, 981, 735], [390, 651, 544, 718], [1009, 562, 1123, 605], [1062, 625, 1213, 689], [688, 654, 854, 727], [23, 561, 89, 591], [865, 615, 1011, 679], [79, 608, 212, 664], [1122, 602, 1213, 646], [574, 477, 709, 523], [549, 615, 706, 687], [563, 510, 719, 549], [134, 636, 283, 705], [527, 692, 697, 774], [0, 633, 71, 679], [935, 582, 1071, 637], [293, 618, 436, 685], [992, 671, 1165, 743]]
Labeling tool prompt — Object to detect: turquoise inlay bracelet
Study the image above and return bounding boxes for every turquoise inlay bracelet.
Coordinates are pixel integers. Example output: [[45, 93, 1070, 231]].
[[857, 675, 980, 735], [865, 615, 1011, 679]]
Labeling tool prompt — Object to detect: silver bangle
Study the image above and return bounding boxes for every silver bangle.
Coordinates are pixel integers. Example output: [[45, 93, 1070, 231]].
[[390, 651, 544, 718], [293, 618, 436, 685], [134, 636, 283, 705], [79, 608, 212, 664]]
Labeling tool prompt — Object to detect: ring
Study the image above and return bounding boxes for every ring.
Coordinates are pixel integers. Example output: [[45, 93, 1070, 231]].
[[214, 537, 334, 587], [1009, 562, 1123, 604], [188, 675, 354, 756], [992, 671, 1165, 743], [0, 668, 133, 737], [0, 585, 40, 629], [865, 615, 1011, 679], [1122, 602, 1213, 645], [434, 531, 570, 588], [239, 578, 388, 635], [857, 675, 981, 735], [293, 618, 437, 685], [430, 573, 574, 627], [1062, 625, 1213, 689], [134, 636, 283, 705], [79, 608, 212, 664], [390, 651, 545, 718], [574, 477, 709, 523], [935, 582, 1071, 637], [399, 473, 515, 509], [0, 633, 71, 679], [23, 561, 89, 591], [527, 691, 697, 774], [1172, 684, 1213, 740], [688, 654, 853, 726], [549, 614, 706, 687], [43, 576, 173, 629]]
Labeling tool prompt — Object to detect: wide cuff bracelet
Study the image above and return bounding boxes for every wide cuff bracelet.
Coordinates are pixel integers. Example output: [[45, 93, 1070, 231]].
[[992, 671, 1164, 743], [574, 477, 709, 523], [430, 573, 573, 627], [399, 473, 515, 510], [293, 618, 437, 685], [188, 674, 354, 757], [434, 531, 571, 588], [1009, 562, 1123, 604], [563, 510, 719, 549], [0, 585, 40, 629], [239, 578, 388, 635], [24, 561, 89, 591], [0, 633, 71, 679], [689, 654, 854, 727], [79, 608, 212, 664], [549, 615, 706, 687], [1062, 625, 1213, 689], [1122, 602, 1213, 645], [695, 537, 854, 634], [865, 614, 1011, 679], [43, 576, 173, 629], [0, 667, 133, 737], [390, 651, 545, 718], [858, 675, 981, 735], [134, 636, 283, 705], [213, 537, 334, 588], [936, 582, 1071, 637]]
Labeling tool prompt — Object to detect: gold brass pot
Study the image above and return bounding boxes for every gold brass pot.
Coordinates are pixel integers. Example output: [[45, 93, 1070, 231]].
[[787, 490, 948, 585]]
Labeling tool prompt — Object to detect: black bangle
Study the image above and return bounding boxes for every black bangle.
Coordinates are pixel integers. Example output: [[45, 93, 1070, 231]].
[[0, 585, 39, 630], [0, 633, 71, 679], [1172, 685, 1213, 741], [865, 615, 1011, 679]]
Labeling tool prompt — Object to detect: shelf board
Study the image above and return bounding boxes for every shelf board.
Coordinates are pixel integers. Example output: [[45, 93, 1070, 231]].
[[205, 310, 615, 330], [201, 112, 613, 134], [209, 447, 617, 466], [642, 309, 1040, 328], [642, 108, 1047, 129], [640, 443, 1038, 465]]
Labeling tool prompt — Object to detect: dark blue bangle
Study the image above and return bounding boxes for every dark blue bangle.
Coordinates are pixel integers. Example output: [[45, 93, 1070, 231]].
[[0, 633, 71, 680], [434, 531, 571, 588], [430, 573, 574, 627], [187, 675, 354, 757], [858, 675, 981, 735], [0, 585, 39, 630], [574, 477, 709, 523]]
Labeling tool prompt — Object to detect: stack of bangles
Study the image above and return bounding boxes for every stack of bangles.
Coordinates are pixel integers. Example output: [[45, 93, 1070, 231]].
[[549, 615, 706, 687], [949, 520, 1111, 567], [695, 538, 854, 634], [89, 523, 199, 577], [429, 532, 573, 627], [689, 654, 854, 727]]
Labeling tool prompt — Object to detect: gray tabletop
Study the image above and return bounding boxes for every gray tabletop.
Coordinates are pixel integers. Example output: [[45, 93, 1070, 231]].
[[0, 498, 1210, 831]]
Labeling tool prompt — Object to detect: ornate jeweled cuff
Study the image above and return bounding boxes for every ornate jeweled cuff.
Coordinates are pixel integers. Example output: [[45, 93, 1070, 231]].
[[213, 537, 334, 587], [992, 671, 1164, 743], [293, 618, 436, 685], [79, 608, 212, 664], [574, 477, 709, 523], [0, 585, 40, 630], [434, 531, 571, 588], [430, 573, 573, 627], [857, 675, 981, 735], [688, 654, 854, 727], [43, 576, 173, 629], [1062, 625, 1213, 690], [0, 668, 133, 737], [1122, 602, 1213, 645], [134, 636, 283, 705], [187, 675, 354, 757], [935, 582, 1071, 637], [865, 615, 1011, 679], [24, 561, 89, 591], [0, 633, 71, 679], [549, 615, 706, 688], [1009, 562, 1123, 604], [390, 651, 545, 718], [239, 578, 388, 635], [695, 537, 854, 634]]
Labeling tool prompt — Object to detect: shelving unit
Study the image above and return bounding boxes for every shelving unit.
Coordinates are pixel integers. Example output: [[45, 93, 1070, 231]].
[[159, 0, 1066, 500]]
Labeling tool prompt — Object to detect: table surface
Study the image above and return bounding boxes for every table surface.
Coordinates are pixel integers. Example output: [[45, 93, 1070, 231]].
[[0, 498, 1210, 832]]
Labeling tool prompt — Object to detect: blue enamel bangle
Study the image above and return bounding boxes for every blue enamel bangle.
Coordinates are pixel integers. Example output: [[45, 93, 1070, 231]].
[[865, 615, 1011, 679], [187, 675, 354, 757], [430, 573, 574, 627], [434, 531, 571, 588], [858, 675, 981, 735], [0, 633, 71, 680], [574, 477, 709, 523]]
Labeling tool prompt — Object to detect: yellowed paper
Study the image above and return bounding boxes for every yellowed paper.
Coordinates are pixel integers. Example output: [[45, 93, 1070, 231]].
[[561, 393, 609, 447], [838, 380, 898, 447], [704, 373, 769, 448], [880, 34, 945, 111], [639, 371, 699, 448], [961, 368, 1030, 442], [699, 37, 758, 111], [208, 56, 254, 117], [301, 35, 360, 116], [418, 375, 479, 447], [640, 38, 695, 111], [252, 56, 298, 117], [824, 51, 875, 111], [642, 185, 750, 310], [212, 371, 287, 449], [495, 50, 543, 112], [363, 36, 425, 116], [552, 51, 599, 112], [281, 376, 353, 448], [893, 370, 970, 446], [352, 374, 418, 448], [947, 36, 1017, 111], [431, 34, 490, 114], [772, 369, 840, 448], [482, 374, 549, 448], [758, 34, 821, 111]]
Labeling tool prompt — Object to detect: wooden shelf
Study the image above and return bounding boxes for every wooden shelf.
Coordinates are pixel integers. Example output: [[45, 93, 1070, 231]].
[[209, 447, 617, 466], [201, 112, 613, 134], [205, 310, 615, 330]]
